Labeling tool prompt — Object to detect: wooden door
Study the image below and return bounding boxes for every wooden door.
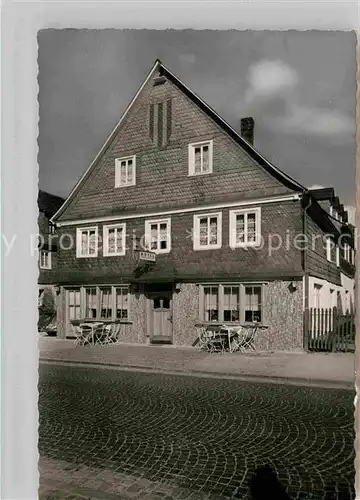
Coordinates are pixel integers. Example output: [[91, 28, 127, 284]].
[[151, 293, 173, 343]]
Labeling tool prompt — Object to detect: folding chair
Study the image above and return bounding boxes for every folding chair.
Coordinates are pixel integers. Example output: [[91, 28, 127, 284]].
[[196, 326, 210, 351], [100, 323, 121, 345], [227, 326, 245, 353], [73, 324, 92, 346], [241, 326, 258, 352]]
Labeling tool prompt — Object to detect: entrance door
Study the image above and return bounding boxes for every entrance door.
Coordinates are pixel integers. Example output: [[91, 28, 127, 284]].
[[151, 293, 173, 344]]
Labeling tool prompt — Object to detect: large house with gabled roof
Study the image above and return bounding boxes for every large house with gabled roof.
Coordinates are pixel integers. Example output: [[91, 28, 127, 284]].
[[49, 59, 355, 349]]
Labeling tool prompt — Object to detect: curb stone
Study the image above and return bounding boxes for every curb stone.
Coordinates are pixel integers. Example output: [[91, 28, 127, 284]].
[[39, 357, 354, 390]]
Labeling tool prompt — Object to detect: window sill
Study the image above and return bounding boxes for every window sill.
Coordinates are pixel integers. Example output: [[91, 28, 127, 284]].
[[76, 254, 98, 259], [193, 245, 222, 251], [188, 171, 213, 177], [103, 253, 126, 257], [230, 242, 261, 249], [71, 319, 133, 325]]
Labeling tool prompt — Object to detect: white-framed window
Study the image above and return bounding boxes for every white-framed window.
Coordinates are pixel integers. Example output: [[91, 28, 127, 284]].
[[336, 246, 340, 267], [313, 284, 322, 309], [49, 223, 56, 234], [193, 212, 222, 250], [326, 237, 336, 262], [115, 155, 136, 187], [229, 208, 261, 248], [100, 287, 113, 319], [85, 287, 98, 319], [115, 287, 129, 319], [68, 289, 81, 320], [76, 227, 98, 258], [199, 284, 263, 323], [68, 285, 131, 322], [39, 250, 51, 269], [330, 289, 336, 309], [145, 218, 171, 254], [188, 140, 213, 176], [103, 223, 126, 256], [343, 243, 354, 264]]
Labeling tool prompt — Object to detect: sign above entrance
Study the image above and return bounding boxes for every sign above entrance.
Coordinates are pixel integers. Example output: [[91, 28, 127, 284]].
[[139, 251, 156, 262]]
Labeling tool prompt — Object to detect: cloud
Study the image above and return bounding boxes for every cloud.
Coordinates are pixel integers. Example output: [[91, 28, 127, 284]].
[[243, 59, 355, 141], [245, 60, 298, 104], [277, 105, 354, 138]]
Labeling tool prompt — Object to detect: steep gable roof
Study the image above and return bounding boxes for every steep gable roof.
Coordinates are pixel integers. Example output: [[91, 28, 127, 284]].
[[52, 59, 305, 222]]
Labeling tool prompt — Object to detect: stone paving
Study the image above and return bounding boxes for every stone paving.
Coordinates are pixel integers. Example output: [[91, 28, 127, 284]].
[[39, 364, 355, 500], [39, 338, 355, 388]]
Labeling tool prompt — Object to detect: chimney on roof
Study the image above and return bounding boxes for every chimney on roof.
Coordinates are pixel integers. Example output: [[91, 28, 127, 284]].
[[240, 117, 255, 145]]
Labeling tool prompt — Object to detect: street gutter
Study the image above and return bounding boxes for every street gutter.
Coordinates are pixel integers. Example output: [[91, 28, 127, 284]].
[[39, 358, 354, 391]]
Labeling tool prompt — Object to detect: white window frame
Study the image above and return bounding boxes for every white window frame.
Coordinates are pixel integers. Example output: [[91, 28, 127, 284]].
[[326, 237, 333, 262], [188, 140, 213, 176], [199, 283, 263, 324], [313, 283, 322, 309], [67, 285, 131, 322], [193, 212, 222, 251], [103, 223, 126, 257], [229, 207, 261, 248], [144, 218, 171, 254], [115, 155, 136, 188], [39, 249, 52, 269], [76, 226, 99, 258], [336, 246, 340, 267]]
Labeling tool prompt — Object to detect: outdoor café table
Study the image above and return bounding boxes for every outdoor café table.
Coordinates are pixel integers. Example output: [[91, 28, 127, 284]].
[[202, 324, 236, 353], [79, 322, 104, 346]]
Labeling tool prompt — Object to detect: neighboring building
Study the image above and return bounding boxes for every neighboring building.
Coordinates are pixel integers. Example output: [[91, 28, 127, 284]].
[[49, 59, 355, 350], [307, 188, 355, 314], [38, 190, 65, 307]]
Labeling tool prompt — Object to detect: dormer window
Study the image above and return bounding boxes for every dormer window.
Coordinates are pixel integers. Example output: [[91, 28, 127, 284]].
[[188, 140, 213, 176], [115, 156, 136, 188]]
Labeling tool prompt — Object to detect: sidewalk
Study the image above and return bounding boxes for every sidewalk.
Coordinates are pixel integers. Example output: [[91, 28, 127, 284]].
[[39, 337, 355, 389], [39, 456, 215, 500]]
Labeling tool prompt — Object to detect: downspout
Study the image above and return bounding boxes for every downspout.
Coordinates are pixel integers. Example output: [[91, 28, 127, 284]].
[[302, 191, 311, 351]]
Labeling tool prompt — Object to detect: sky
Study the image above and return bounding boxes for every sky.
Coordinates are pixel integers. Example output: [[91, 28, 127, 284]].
[[38, 30, 356, 219]]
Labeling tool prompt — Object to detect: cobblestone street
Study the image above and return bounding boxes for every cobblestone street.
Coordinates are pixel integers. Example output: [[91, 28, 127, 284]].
[[39, 364, 354, 499]]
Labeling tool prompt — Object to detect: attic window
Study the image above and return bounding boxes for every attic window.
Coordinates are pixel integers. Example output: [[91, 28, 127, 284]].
[[153, 75, 166, 86], [115, 156, 136, 188]]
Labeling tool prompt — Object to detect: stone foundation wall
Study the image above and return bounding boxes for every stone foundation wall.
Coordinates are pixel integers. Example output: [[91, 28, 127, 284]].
[[261, 280, 303, 351], [57, 280, 304, 350], [172, 284, 199, 346], [171, 281, 304, 351]]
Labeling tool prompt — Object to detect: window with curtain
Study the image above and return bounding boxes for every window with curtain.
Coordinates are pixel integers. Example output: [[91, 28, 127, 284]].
[[85, 288, 97, 318], [68, 289, 81, 320], [245, 286, 262, 322], [203, 286, 219, 321], [200, 284, 263, 323], [115, 287, 129, 319], [100, 287, 112, 319]]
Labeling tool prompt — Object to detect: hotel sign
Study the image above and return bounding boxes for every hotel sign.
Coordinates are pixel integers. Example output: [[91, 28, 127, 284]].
[[139, 251, 156, 262]]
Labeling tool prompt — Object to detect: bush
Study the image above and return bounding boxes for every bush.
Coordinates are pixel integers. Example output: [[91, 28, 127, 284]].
[[38, 288, 56, 331]]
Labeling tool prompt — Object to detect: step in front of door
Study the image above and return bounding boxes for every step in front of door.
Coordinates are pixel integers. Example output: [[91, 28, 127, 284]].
[[150, 335, 173, 345]]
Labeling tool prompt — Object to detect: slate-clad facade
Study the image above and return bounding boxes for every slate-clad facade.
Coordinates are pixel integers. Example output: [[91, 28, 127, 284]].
[[49, 60, 355, 349]]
